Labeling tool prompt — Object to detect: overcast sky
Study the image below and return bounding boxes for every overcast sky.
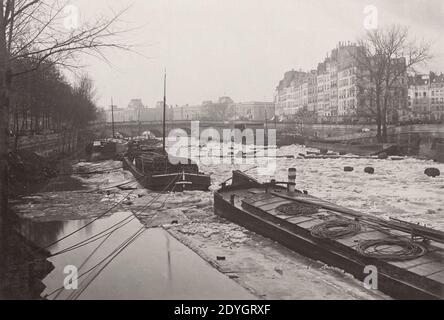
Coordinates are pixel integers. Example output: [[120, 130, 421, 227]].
[[70, 0, 444, 109]]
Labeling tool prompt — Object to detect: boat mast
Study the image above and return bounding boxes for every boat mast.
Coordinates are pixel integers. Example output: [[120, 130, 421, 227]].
[[264, 99, 269, 146], [163, 70, 167, 153], [111, 97, 115, 139], [138, 103, 141, 137]]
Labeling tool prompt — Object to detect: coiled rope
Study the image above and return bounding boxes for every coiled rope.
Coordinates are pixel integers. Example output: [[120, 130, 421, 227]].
[[356, 239, 428, 261], [311, 219, 361, 240]]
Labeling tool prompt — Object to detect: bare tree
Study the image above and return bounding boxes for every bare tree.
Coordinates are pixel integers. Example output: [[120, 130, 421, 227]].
[[355, 25, 431, 142], [0, 0, 131, 246]]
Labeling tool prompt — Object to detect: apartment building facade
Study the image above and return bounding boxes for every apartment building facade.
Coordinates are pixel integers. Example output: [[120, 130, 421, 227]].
[[408, 73, 444, 121], [275, 43, 365, 121], [275, 42, 413, 123]]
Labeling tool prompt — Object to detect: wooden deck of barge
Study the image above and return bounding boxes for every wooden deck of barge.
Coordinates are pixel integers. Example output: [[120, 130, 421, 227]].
[[214, 178, 444, 300]]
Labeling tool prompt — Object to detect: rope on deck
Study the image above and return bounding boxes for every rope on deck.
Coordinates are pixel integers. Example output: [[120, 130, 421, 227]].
[[356, 239, 428, 261], [311, 219, 361, 240]]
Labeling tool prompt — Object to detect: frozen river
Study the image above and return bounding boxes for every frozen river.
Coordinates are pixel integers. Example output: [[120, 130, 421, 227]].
[[15, 140, 443, 300], [189, 142, 444, 231]]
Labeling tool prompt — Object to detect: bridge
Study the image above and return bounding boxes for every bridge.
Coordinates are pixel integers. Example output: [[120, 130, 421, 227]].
[[92, 120, 271, 139], [91, 121, 443, 161], [92, 121, 444, 142]]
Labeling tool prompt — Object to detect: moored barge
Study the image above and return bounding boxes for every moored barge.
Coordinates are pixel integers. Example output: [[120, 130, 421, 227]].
[[214, 170, 444, 300], [123, 152, 211, 192]]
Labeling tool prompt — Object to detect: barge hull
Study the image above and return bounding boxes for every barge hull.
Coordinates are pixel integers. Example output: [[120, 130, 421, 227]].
[[214, 192, 443, 300], [123, 157, 210, 191]]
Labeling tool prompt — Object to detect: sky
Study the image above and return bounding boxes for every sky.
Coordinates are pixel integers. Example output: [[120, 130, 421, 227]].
[[68, 0, 444, 109]]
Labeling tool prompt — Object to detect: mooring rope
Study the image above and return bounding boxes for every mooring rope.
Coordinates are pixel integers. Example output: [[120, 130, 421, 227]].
[[311, 219, 362, 240], [356, 239, 428, 261], [44, 174, 181, 299]]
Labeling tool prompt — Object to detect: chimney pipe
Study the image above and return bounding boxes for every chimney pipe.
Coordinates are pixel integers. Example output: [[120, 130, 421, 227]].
[[288, 168, 297, 193]]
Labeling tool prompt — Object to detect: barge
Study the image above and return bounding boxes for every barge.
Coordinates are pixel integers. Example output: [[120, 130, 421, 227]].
[[123, 152, 211, 192], [214, 170, 444, 300]]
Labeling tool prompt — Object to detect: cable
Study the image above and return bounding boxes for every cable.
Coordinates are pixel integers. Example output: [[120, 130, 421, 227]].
[[14, 188, 164, 268], [69, 176, 180, 300], [45, 174, 180, 299], [44, 227, 145, 299], [356, 239, 427, 261], [53, 232, 114, 301], [69, 227, 146, 300], [37, 173, 147, 250], [42, 188, 138, 250], [12, 173, 168, 268], [311, 219, 362, 240]]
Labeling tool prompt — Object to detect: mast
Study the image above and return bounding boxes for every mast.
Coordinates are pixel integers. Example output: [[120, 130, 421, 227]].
[[111, 97, 115, 139], [264, 105, 268, 146], [138, 103, 141, 137], [163, 70, 167, 153]]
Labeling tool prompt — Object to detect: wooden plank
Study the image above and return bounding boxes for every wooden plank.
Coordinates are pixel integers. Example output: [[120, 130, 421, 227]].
[[257, 201, 292, 211], [245, 193, 274, 202], [283, 216, 317, 225], [389, 250, 444, 269], [427, 271, 444, 284], [250, 198, 289, 208], [408, 262, 444, 277], [247, 189, 266, 195], [276, 214, 296, 220], [298, 219, 325, 229], [336, 230, 388, 248]]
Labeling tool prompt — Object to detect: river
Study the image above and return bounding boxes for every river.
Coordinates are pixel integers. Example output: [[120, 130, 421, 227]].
[[19, 212, 254, 300], [13, 140, 443, 300]]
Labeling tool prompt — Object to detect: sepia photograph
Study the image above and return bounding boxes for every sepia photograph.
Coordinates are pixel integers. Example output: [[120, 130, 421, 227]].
[[0, 0, 443, 306]]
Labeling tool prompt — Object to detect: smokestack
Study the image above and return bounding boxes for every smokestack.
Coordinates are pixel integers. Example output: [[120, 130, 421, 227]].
[[288, 168, 297, 193]]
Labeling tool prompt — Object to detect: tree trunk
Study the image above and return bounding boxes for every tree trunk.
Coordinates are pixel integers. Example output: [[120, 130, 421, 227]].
[[375, 88, 382, 143], [14, 106, 19, 152], [382, 92, 389, 143], [0, 2, 10, 256]]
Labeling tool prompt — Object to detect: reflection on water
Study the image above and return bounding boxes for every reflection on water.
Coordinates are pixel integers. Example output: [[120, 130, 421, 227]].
[[20, 213, 254, 300]]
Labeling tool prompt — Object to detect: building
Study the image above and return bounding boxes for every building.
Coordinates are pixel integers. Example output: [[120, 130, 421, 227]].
[[173, 104, 205, 121], [430, 74, 444, 121], [275, 70, 308, 116], [230, 102, 275, 121], [275, 42, 412, 123], [408, 73, 444, 121], [128, 99, 145, 110], [170, 98, 274, 122], [307, 71, 318, 113], [104, 99, 173, 123], [275, 43, 364, 120]]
